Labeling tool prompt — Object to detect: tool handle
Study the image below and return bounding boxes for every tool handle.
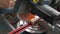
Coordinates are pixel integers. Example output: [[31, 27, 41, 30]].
[[8, 23, 32, 34]]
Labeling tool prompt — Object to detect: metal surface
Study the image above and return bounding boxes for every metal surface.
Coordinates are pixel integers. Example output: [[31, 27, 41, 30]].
[[0, 15, 13, 34], [36, 4, 60, 16]]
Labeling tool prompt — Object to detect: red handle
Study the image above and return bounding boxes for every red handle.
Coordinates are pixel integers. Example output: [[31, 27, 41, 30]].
[[8, 23, 32, 34]]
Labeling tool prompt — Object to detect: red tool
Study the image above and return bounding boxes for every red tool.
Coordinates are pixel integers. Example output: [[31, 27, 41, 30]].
[[8, 23, 32, 34]]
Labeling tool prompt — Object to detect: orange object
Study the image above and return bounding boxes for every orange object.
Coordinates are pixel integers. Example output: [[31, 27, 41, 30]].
[[27, 13, 35, 20], [18, 13, 35, 22], [18, 13, 40, 24]]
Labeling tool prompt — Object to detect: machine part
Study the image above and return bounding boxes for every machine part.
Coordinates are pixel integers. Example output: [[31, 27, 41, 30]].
[[29, 0, 60, 16], [15, 0, 60, 24], [16, 18, 50, 34], [9, 13, 51, 34], [9, 14, 40, 34], [30, 0, 60, 24], [32, 0, 39, 4], [31, 7, 54, 24], [2, 15, 15, 30], [29, 0, 54, 6], [4, 17, 15, 30], [43, 0, 52, 5], [35, 4, 60, 16], [56, 24, 60, 30], [54, 15, 60, 30], [17, 20, 43, 33], [32, 4, 60, 26], [3, 13, 19, 25], [17, 14, 51, 34], [29, 0, 44, 5], [8, 0, 59, 33], [34, 4, 60, 24]]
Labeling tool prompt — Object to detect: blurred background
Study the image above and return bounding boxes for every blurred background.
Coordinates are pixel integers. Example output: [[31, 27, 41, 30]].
[[0, 0, 60, 34]]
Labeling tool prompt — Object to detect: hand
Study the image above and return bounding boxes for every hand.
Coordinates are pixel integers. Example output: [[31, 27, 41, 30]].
[[0, 0, 16, 9]]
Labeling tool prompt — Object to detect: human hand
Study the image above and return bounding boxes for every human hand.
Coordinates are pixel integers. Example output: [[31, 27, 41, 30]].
[[0, 0, 16, 9]]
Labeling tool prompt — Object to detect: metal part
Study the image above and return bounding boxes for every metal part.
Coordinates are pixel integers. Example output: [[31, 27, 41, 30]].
[[36, 4, 60, 16], [7, 0, 60, 34], [17, 17, 50, 33], [2, 15, 15, 30]]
